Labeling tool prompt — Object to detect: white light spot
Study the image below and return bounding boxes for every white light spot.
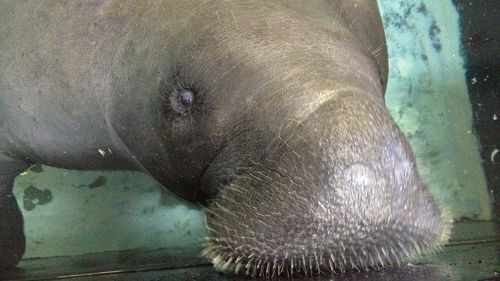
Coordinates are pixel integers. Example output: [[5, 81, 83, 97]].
[[491, 149, 499, 163]]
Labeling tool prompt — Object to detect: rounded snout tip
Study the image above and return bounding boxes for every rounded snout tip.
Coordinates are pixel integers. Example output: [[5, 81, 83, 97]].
[[201, 170, 450, 277]]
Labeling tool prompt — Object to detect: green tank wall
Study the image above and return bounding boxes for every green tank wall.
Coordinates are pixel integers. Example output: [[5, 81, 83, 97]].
[[378, 0, 492, 221], [13, 0, 492, 259]]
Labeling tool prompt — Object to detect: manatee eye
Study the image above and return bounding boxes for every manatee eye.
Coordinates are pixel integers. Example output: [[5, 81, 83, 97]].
[[178, 89, 195, 107], [167, 86, 198, 115]]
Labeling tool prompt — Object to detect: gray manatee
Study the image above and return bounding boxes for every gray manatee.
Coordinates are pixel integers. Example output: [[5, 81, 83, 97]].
[[0, 0, 450, 277]]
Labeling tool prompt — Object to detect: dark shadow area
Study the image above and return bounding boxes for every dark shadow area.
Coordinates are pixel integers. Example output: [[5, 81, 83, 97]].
[[453, 0, 500, 219]]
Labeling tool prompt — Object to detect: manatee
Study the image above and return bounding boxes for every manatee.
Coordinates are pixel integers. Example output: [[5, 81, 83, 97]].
[[0, 0, 450, 277]]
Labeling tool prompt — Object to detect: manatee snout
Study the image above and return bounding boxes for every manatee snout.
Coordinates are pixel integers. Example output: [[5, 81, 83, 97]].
[[202, 92, 449, 277]]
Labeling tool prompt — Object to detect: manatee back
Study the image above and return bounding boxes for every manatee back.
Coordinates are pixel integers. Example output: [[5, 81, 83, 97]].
[[334, 0, 388, 89], [0, 1, 138, 168]]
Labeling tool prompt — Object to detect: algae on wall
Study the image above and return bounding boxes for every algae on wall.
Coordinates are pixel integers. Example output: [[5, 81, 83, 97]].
[[378, 0, 492, 220], [14, 167, 206, 258]]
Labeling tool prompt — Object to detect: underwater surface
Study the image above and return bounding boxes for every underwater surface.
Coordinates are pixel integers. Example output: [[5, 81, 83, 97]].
[[11, 0, 495, 262]]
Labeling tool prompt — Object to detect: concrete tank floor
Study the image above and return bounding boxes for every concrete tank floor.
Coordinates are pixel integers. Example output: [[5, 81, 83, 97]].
[[1, 222, 498, 281], [66, 241, 500, 281], [1, 240, 498, 281]]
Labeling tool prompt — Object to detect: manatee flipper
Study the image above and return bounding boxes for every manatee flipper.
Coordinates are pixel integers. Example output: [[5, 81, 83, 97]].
[[0, 154, 29, 270]]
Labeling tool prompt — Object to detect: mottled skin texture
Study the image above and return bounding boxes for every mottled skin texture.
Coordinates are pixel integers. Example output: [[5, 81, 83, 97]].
[[0, 0, 449, 276]]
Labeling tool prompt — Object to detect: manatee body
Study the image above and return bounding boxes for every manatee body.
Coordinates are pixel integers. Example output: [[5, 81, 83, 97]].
[[0, 0, 449, 277]]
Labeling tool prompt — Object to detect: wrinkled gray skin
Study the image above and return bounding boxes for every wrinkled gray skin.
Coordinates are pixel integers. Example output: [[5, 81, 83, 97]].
[[0, 0, 449, 277]]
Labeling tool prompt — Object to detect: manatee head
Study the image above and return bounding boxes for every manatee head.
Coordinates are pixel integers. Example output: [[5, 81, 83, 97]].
[[151, 1, 450, 277], [200, 93, 450, 277]]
